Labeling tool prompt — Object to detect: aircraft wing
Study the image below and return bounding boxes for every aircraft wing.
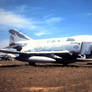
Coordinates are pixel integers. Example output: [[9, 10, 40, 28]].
[[0, 49, 22, 54], [0, 49, 72, 56]]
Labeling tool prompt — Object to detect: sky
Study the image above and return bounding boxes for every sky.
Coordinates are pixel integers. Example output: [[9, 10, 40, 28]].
[[0, 0, 92, 48]]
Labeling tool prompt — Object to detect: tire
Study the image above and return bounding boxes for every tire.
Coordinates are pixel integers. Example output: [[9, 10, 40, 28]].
[[62, 62, 68, 66], [29, 62, 36, 66]]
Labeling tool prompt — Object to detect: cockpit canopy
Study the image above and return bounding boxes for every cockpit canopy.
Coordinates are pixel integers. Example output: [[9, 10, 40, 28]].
[[66, 38, 75, 41]]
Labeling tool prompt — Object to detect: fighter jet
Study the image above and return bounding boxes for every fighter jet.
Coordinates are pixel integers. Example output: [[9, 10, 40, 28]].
[[0, 29, 92, 66]]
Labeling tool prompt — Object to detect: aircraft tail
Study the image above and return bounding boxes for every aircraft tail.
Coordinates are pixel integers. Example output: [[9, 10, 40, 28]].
[[9, 29, 32, 45]]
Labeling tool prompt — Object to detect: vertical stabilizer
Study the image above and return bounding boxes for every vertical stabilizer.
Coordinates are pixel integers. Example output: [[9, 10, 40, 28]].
[[9, 29, 32, 44]]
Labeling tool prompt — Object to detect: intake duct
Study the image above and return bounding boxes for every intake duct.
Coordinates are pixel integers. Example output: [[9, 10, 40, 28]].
[[9, 43, 22, 51]]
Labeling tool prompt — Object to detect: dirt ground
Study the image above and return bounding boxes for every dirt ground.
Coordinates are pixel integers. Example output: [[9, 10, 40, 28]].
[[0, 60, 92, 92]]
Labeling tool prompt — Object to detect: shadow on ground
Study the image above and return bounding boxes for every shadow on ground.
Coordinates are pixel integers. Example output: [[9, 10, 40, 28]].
[[1, 60, 92, 68]]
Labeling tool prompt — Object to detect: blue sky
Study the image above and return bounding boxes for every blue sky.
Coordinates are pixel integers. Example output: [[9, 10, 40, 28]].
[[0, 0, 92, 42]]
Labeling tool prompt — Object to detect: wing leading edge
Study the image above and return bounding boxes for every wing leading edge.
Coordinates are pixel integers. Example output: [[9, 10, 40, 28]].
[[0, 49, 72, 56]]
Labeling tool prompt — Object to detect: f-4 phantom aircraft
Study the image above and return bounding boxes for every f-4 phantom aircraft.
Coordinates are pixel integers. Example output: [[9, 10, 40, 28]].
[[0, 29, 92, 66]]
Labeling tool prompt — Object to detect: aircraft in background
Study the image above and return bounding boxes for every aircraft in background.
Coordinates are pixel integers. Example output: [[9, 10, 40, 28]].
[[0, 53, 15, 61], [0, 29, 92, 66]]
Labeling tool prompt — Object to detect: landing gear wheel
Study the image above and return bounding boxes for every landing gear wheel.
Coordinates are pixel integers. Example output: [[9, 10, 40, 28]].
[[62, 59, 69, 66], [29, 62, 36, 66], [62, 62, 68, 66]]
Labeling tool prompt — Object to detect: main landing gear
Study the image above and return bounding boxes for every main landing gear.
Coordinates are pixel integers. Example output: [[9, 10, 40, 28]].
[[29, 62, 36, 66]]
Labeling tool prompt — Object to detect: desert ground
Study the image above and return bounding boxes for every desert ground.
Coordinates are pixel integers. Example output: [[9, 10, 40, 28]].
[[0, 60, 92, 92]]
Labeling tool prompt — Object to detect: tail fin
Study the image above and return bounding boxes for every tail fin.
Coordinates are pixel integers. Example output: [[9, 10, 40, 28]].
[[9, 29, 32, 44]]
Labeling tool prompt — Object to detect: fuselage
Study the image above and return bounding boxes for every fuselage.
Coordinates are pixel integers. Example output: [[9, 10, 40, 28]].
[[16, 37, 82, 54]]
